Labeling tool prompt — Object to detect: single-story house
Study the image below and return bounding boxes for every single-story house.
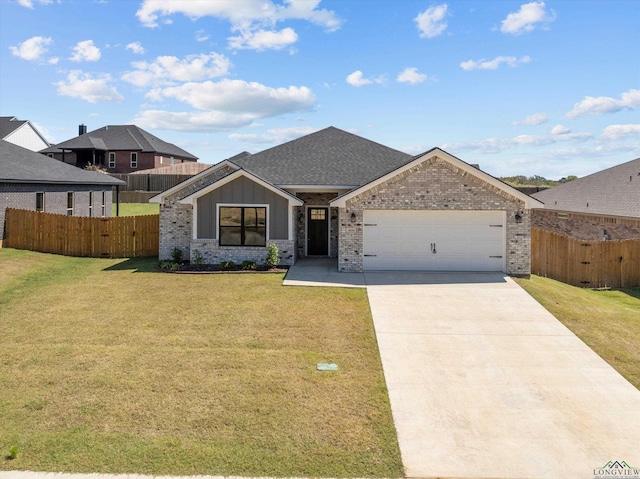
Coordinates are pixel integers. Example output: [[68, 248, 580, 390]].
[[0, 116, 50, 152], [40, 124, 198, 174], [0, 139, 125, 243], [532, 157, 640, 240], [151, 127, 542, 274]]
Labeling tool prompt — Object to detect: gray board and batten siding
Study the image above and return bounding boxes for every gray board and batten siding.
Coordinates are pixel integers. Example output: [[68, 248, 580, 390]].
[[196, 175, 290, 240]]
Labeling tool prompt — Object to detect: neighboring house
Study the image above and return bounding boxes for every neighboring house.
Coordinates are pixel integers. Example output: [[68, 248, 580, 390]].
[[0, 139, 125, 242], [151, 127, 542, 274], [40, 124, 198, 174], [532, 158, 640, 240], [0, 116, 50, 151]]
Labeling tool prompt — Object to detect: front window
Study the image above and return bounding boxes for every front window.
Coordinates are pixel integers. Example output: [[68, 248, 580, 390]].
[[67, 192, 74, 216], [108, 152, 116, 168], [219, 206, 266, 246], [36, 192, 44, 212], [130, 152, 138, 168]]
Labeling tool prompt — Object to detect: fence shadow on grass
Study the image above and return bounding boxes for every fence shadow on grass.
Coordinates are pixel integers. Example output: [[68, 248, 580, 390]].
[[102, 256, 160, 273], [620, 287, 640, 300]]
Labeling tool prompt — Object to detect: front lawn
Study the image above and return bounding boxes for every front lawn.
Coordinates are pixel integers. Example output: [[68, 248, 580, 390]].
[[0, 249, 403, 477], [516, 275, 640, 389]]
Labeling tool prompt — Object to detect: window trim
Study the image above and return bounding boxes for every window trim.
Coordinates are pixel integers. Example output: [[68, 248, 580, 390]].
[[108, 152, 116, 168], [217, 204, 269, 247], [67, 192, 74, 216], [130, 152, 138, 169], [36, 192, 45, 212]]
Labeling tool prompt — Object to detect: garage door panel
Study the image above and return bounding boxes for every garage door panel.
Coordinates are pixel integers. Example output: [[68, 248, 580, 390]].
[[363, 210, 505, 272]]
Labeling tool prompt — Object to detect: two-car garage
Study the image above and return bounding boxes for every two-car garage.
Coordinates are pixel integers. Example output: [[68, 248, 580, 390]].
[[362, 210, 506, 272]]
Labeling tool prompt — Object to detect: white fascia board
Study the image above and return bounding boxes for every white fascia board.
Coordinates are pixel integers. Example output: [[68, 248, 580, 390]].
[[178, 169, 304, 206], [279, 185, 359, 194], [330, 148, 545, 209], [149, 160, 240, 203]]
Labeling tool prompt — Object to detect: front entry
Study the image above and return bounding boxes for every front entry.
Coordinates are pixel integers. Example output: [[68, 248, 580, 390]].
[[307, 207, 329, 255]]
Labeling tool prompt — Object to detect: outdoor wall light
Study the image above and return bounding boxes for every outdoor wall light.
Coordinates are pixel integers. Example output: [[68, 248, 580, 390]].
[[350, 212, 356, 223], [515, 212, 523, 223]]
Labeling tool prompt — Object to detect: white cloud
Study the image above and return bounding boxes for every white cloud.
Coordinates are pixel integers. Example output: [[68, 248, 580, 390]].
[[551, 124, 571, 135], [443, 130, 593, 154], [122, 52, 232, 87], [460, 55, 531, 71], [414, 4, 448, 39], [229, 126, 319, 144], [9, 36, 52, 61], [70, 40, 101, 62], [566, 89, 640, 119], [125, 42, 145, 55], [149, 79, 315, 112], [195, 30, 210, 42], [18, 0, 52, 8], [602, 124, 640, 140], [513, 112, 548, 125], [136, 0, 342, 50], [397, 67, 429, 84], [55, 71, 123, 103], [228, 27, 298, 51], [346, 70, 386, 87], [500, 1, 556, 35]]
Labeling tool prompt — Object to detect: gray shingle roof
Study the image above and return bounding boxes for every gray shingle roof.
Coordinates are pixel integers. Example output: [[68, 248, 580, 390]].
[[232, 127, 412, 186], [532, 157, 640, 218], [40, 125, 198, 160], [0, 116, 25, 139], [1, 140, 124, 185]]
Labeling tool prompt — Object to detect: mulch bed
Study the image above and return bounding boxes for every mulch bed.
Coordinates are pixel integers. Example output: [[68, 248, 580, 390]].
[[156, 263, 289, 274]]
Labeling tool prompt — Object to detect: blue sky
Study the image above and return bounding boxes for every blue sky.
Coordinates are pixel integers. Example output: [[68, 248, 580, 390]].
[[1, 0, 638, 179]]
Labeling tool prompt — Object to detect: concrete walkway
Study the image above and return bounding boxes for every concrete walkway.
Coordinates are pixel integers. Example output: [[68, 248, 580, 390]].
[[283, 257, 365, 288], [365, 271, 640, 478]]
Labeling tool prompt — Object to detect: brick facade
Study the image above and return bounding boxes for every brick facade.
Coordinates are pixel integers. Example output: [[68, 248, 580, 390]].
[[336, 155, 531, 275], [189, 239, 295, 266], [295, 193, 339, 258], [50, 151, 194, 174], [1, 183, 114, 240]]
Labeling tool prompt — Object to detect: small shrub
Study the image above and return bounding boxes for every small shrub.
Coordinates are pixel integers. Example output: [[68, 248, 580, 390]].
[[220, 261, 236, 271], [169, 262, 180, 271], [170, 247, 183, 263], [265, 242, 280, 268], [241, 260, 257, 271], [8, 445, 18, 460], [193, 249, 204, 269]]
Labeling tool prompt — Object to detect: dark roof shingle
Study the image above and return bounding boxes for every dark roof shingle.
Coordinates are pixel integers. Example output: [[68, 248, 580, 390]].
[[40, 125, 197, 160], [1, 139, 124, 185], [532, 158, 640, 218], [232, 127, 412, 186]]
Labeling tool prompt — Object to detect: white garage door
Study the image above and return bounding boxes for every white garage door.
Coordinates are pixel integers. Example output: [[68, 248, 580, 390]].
[[363, 210, 506, 271]]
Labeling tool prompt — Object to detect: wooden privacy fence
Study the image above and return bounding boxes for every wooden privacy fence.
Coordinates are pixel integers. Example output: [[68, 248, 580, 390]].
[[4, 208, 159, 258], [109, 174, 191, 192], [532, 227, 640, 288]]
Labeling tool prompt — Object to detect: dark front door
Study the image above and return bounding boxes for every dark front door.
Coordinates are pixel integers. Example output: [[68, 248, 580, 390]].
[[307, 207, 329, 255]]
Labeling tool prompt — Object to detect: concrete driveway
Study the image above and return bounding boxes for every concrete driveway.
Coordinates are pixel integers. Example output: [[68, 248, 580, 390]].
[[365, 272, 640, 479]]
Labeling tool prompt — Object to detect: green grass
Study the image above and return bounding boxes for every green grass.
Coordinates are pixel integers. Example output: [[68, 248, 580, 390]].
[[112, 203, 159, 216], [516, 275, 640, 389], [0, 249, 403, 477]]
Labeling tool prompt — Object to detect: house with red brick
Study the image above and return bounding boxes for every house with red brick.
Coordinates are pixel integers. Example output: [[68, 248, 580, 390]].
[[41, 125, 198, 174]]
